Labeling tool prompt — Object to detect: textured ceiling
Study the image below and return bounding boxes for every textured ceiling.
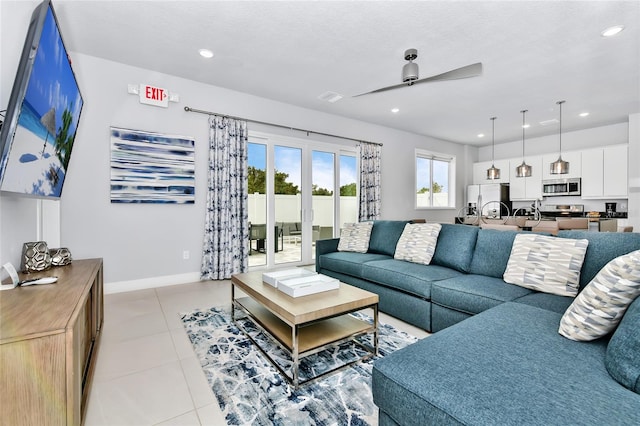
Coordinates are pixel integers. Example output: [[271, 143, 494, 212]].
[[45, 1, 640, 145]]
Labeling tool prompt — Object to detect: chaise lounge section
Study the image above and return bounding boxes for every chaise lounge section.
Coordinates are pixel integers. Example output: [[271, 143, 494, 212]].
[[373, 296, 640, 425]]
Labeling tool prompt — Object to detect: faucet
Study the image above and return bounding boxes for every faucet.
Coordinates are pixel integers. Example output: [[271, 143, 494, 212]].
[[531, 199, 541, 220]]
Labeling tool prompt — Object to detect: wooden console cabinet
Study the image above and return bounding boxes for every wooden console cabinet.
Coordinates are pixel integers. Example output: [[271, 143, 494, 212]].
[[0, 258, 103, 425]]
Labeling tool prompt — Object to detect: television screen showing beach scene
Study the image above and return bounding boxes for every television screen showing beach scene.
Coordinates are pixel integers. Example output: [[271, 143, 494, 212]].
[[0, 3, 83, 198]]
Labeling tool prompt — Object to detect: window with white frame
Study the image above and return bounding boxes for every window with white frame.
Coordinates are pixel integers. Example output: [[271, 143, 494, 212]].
[[415, 149, 455, 208]]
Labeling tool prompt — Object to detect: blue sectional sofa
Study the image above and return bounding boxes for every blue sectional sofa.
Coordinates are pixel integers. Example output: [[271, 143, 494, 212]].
[[315, 221, 640, 425]]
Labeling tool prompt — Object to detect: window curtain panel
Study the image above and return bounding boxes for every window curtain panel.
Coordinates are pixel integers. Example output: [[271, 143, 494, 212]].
[[358, 142, 381, 221], [201, 115, 249, 280]]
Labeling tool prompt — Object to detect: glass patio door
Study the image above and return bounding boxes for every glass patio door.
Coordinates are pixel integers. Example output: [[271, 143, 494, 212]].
[[274, 145, 302, 265], [311, 150, 335, 261], [247, 136, 356, 269]]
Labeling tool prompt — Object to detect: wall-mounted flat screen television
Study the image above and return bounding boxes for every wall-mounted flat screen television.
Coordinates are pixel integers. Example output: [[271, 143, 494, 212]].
[[0, 0, 83, 199]]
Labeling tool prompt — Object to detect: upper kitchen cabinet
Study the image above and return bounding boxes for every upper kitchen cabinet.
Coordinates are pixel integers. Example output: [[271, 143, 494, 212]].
[[473, 159, 510, 184], [582, 144, 628, 199], [542, 151, 581, 180], [509, 155, 543, 200]]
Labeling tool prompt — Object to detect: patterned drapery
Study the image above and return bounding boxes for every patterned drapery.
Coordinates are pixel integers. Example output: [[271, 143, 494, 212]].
[[358, 142, 381, 221], [201, 115, 249, 280]]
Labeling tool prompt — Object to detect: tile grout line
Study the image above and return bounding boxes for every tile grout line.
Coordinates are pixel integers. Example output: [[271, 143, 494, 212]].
[[157, 287, 213, 425]]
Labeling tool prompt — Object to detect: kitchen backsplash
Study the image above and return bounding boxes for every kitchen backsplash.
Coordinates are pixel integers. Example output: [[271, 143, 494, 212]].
[[512, 196, 628, 214]]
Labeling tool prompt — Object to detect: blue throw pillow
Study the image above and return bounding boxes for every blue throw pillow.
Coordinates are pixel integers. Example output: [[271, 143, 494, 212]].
[[431, 224, 479, 273], [605, 296, 640, 394], [469, 228, 520, 278], [368, 220, 410, 256]]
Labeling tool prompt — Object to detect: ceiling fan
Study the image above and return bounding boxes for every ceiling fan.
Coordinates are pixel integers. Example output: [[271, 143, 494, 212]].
[[354, 48, 483, 97]]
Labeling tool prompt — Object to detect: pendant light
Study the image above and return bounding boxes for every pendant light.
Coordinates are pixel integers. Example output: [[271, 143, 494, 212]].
[[550, 100, 569, 174], [486, 117, 500, 180], [515, 109, 532, 177]]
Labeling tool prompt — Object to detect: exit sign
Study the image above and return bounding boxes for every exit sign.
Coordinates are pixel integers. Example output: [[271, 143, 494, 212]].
[[139, 84, 168, 107]]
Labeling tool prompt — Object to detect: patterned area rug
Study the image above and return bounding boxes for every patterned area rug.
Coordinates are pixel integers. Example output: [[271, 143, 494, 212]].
[[181, 306, 418, 426]]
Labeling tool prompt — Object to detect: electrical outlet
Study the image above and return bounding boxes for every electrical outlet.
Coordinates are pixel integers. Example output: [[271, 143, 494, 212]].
[[182, 250, 190, 260]]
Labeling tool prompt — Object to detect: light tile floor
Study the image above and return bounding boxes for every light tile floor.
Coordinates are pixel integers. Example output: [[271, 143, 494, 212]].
[[85, 280, 429, 425]]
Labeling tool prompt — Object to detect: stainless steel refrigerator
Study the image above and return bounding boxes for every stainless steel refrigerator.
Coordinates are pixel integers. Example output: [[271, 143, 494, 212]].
[[466, 183, 511, 218]]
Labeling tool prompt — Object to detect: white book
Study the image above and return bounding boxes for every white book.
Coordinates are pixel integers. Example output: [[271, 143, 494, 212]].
[[277, 274, 340, 297], [262, 268, 317, 288]]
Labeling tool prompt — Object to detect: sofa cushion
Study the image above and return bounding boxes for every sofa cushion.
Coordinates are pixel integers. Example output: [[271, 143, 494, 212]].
[[338, 222, 373, 253], [606, 296, 640, 394], [558, 231, 640, 289], [431, 274, 532, 315], [469, 228, 520, 278], [361, 259, 462, 299], [373, 302, 640, 426], [560, 249, 640, 341], [367, 220, 411, 256], [431, 224, 479, 273], [514, 292, 574, 314], [317, 251, 390, 278], [320, 269, 433, 331], [503, 233, 589, 297], [394, 223, 442, 265]]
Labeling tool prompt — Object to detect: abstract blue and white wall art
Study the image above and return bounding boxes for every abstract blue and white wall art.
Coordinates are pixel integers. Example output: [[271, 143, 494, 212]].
[[110, 127, 195, 203]]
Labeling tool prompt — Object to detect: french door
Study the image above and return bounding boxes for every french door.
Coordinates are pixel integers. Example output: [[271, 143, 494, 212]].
[[247, 133, 357, 268]]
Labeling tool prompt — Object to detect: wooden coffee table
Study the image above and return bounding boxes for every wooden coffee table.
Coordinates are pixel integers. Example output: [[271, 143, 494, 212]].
[[231, 271, 379, 388]]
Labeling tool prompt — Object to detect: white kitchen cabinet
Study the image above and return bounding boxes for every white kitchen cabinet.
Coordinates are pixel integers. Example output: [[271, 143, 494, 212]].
[[473, 159, 510, 184], [581, 148, 604, 197], [581, 144, 628, 199], [509, 155, 543, 200], [542, 150, 582, 180], [603, 145, 628, 197]]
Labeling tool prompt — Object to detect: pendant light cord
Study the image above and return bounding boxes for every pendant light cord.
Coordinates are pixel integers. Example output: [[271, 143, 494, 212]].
[[491, 116, 497, 164], [521, 110, 527, 160], [557, 100, 565, 157]]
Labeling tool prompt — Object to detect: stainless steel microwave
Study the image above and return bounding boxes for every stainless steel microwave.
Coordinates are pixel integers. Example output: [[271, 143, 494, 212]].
[[542, 178, 581, 196]]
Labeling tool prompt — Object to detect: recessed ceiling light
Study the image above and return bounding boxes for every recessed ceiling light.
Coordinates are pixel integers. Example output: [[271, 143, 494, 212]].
[[540, 118, 559, 126], [601, 25, 624, 37], [477, 133, 485, 138], [391, 108, 400, 113], [579, 112, 590, 117], [318, 91, 343, 103], [199, 48, 214, 58]]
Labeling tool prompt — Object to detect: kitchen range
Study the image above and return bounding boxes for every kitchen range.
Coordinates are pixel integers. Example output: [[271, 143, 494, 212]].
[[539, 203, 628, 232], [539, 204, 585, 218]]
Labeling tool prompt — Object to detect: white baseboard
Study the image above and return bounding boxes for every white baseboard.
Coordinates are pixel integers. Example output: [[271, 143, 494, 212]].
[[105, 272, 202, 294]]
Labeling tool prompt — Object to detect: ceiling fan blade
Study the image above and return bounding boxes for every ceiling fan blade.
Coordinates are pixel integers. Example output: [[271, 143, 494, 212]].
[[353, 82, 411, 97], [412, 62, 483, 85], [354, 62, 483, 97]]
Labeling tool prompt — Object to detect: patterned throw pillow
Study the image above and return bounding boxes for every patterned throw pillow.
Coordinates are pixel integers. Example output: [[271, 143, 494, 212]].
[[337, 222, 373, 253], [394, 223, 442, 265], [559, 249, 640, 341], [503, 233, 589, 297]]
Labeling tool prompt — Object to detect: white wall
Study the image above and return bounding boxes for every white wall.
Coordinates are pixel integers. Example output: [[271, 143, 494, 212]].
[[0, 1, 474, 286], [248, 194, 354, 227], [60, 53, 473, 284], [628, 113, 639, 231]]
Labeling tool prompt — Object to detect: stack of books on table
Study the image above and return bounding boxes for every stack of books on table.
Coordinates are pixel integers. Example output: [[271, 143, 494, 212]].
[[262, 269, 340, 297]]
